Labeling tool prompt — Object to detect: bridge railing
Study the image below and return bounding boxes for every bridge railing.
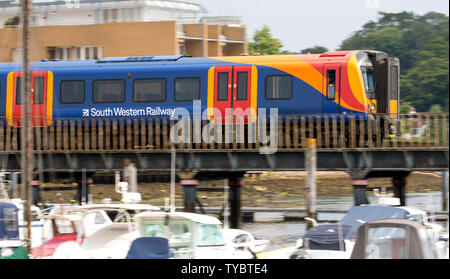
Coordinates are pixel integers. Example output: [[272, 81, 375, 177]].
[[0, 113, 448, 152]]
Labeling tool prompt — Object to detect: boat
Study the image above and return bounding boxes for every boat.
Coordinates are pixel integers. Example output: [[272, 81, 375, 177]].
[[31, 214, 85, 259], [290, 203, 445, 259], [133, 211, 255, 259], [221, 228, 269, 254], [0, 201, 23, 257], [1, 173, 45, 251], [77, 222, 140, 259], [350, 218, 444, 259], [31, 207, 120, 259]]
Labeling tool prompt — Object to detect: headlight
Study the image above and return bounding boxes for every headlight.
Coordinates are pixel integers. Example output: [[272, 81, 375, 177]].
[[370, 103, 376, 112]]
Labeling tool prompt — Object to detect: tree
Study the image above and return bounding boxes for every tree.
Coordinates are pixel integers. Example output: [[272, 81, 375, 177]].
[[249, 26, 283, 55], [300, 45, 328, 54], [4, 16, 20, 27], [429, 104, 443, 113], [339, 11, 449, 112]]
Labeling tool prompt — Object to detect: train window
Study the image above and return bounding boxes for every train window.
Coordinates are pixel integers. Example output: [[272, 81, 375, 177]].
[[217, 72, 228, 101], [93, 79, 125, 103], [33, 76, 45, 105], [265, 75, 292, 100], [15, 77, 23, 104], [174, 78, 200, 102], [60, 80, 85, 104], [361, 67, 375, 99], [236, 72, 248, 101], [133, 78, 166, 102], [326, 70, 336, 100]]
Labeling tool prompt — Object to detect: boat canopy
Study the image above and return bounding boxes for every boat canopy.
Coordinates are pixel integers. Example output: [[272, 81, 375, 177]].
[[0, 202, 19, 240], [302, 205, 409, 251], [125, 237, 172, 259], [351, 218, 438, 259], [340, 205, 409, 239]]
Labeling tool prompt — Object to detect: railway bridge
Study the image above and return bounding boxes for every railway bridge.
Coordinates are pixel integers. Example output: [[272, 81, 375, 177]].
[[1, 112, 448, 221]]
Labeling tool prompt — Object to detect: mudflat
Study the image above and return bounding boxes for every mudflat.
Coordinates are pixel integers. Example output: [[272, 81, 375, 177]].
[[36, 171, 444, 208]]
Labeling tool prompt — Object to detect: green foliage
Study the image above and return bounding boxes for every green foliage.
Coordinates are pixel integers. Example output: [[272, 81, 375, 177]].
[[339, 11, 449, 112], [249, 26, 284, 55], [429, 104, 443, 113], [399, 101, 412, 114], [300, 45, 328, 54], [4, 16, 20, 27]]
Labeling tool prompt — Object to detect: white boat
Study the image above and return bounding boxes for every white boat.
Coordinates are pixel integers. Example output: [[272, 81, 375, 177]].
[[290, 203, 445, 259], [78, 222, 140, 259], [31, 207, 127, 259], [351, 218, 444, 259], [221, 228, 269, 254], [133, 211, 255, 259]]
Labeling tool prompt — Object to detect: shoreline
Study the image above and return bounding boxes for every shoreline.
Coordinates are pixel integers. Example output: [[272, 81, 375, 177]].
[[31, 171, 445, 208]]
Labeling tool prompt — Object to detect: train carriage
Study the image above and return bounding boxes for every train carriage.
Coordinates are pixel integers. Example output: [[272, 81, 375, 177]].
[[0, 50, 400, 142]]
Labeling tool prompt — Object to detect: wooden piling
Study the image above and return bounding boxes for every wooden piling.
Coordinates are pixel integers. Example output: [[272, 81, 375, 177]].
[[305, 139, 317, 228]]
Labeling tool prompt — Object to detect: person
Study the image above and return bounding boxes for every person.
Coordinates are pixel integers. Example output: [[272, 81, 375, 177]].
[[409, 106, 422, 137], [123, 159, 137, 193]]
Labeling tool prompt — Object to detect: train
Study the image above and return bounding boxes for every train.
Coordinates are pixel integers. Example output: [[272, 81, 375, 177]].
[[0, 50, 400, 136]]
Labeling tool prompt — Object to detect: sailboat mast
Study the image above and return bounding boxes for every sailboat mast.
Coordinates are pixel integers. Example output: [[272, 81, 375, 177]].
[[20, 0, 33, 255]]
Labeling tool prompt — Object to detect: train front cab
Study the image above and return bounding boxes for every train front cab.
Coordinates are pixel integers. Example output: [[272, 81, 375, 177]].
[[358, 51, 400, 137], [5, 70, 53, 127]]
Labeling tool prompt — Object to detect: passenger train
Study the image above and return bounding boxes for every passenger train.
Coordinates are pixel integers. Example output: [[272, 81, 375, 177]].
[[0, 50, 400, 136]]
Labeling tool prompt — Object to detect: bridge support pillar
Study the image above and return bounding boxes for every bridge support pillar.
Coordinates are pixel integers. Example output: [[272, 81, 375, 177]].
[[228, 178, 242, 229], [392, 176, 407, 206], [352, 179, 369, 206], [182, 180, 198, 213], [76, 177, 92, 205]]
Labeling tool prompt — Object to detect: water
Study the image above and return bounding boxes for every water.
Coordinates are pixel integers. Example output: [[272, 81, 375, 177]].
[[242, 192, 448, 252]]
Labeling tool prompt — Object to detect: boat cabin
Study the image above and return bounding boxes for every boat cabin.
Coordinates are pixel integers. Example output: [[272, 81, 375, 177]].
[[134, 211, 231, 259], [350, 218, 440, 259]]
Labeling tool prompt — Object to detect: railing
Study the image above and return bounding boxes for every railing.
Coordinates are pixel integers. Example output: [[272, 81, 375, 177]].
[[0, 113, 448, 153]]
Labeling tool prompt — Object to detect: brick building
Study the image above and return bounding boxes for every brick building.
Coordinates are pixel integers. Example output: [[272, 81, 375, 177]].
[[0, 0, 247, 62]]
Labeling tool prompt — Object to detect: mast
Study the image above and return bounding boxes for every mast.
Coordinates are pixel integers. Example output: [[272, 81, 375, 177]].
[[20, 0, 33, 255]]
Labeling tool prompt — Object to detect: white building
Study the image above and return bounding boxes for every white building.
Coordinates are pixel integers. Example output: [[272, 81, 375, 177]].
[[0, 0, 209, 26]]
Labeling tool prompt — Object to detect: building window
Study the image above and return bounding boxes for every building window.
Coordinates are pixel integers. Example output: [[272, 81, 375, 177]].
[[103, 9, 119, 23], [174, 78, 200, 101], [265, 75, 292, 100], [12, 48, 22, 63], [93, 80, 125, 103], [60, 80, 85, 104], [121, 8, 136, 22], [133, 79, 166, 102], [53, 46, 102, 60], [178, 44, 186, 55]]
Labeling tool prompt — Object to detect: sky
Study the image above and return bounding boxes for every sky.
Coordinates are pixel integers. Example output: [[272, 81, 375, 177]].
[[191, 0, 449, 52]]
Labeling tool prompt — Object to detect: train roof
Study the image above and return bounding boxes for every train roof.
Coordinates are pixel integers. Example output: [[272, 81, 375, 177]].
[[0, 50, 366, 71]]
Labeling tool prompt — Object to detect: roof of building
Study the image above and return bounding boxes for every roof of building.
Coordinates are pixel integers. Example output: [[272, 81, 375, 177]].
[[0, 0, 207, 13]]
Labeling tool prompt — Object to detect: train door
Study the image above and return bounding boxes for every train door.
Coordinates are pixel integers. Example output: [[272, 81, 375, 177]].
[[323, 64, 341, 114], [11, 71, 50, 126], [213, 66, 252, 123]]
